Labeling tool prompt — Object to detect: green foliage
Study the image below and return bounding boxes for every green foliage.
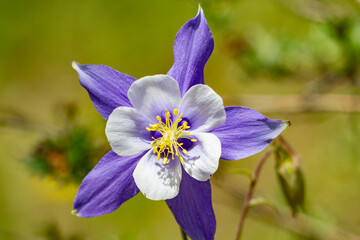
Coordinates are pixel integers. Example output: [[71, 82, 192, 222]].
[[25, 104, 107, 184], [222, 22, 351, 79], [26, 126, 105, 184], [205, 0, 360, 90]]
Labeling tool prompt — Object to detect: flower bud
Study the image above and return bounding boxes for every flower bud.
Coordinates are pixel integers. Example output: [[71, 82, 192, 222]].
[[274, 144, 305, 216]]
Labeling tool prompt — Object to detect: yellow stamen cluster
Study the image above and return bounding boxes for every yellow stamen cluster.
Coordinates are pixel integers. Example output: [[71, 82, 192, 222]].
[[146, 109, 197, 164]]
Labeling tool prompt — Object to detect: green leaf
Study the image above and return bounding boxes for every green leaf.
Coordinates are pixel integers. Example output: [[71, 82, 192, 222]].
[[231, 168, 253, 181], [249, 197, 279, 213]]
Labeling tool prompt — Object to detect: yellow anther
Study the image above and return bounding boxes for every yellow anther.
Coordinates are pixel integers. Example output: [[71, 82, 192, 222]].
[[146, 109, 193, 165], [191, 139, 197, 142]]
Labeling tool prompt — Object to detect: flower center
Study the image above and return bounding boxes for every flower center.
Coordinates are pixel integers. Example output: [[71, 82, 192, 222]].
[[146, 109, 196, 165]]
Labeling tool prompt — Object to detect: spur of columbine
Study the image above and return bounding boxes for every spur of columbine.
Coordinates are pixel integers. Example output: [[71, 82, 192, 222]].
[[72, 6, 289, 240]]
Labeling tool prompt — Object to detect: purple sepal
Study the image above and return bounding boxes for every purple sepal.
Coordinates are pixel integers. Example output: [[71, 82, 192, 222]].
[[167, 7, 214, 96], [73, 150, 144, 217], [166, 169, 216, 240], [210, 106, 289, 160], [73, 62, 135, 120]]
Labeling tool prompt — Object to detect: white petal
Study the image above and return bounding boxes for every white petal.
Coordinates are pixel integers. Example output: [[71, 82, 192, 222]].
[[181, 132, 221, 181], [105, 107, 151, 156], [133, 149, 182, 200], [179, 84, 226, 132], [127, 75, 181, 122]]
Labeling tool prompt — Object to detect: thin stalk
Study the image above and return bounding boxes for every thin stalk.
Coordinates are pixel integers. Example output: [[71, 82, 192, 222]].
[[234, 148, 273, 240]]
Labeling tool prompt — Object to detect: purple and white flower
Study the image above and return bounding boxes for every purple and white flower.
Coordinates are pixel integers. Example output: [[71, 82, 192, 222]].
[[72, 6, 289, 240]]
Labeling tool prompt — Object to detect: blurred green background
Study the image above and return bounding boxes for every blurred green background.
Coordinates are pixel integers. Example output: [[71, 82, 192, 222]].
[[1, 0, 360, 239]]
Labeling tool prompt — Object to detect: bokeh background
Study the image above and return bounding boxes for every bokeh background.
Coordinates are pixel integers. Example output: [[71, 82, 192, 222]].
[[1, 0, 360, 239]]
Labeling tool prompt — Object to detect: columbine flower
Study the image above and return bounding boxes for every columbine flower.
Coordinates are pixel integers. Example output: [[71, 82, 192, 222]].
[[72, 6, 289, 240]]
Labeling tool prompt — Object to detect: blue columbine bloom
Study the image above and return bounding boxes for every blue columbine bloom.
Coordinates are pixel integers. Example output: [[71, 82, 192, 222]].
[[72, 6, 289, 240]]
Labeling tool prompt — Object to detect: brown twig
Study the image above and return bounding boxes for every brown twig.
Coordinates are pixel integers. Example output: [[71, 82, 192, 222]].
[[234, 148, 273, 240]]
